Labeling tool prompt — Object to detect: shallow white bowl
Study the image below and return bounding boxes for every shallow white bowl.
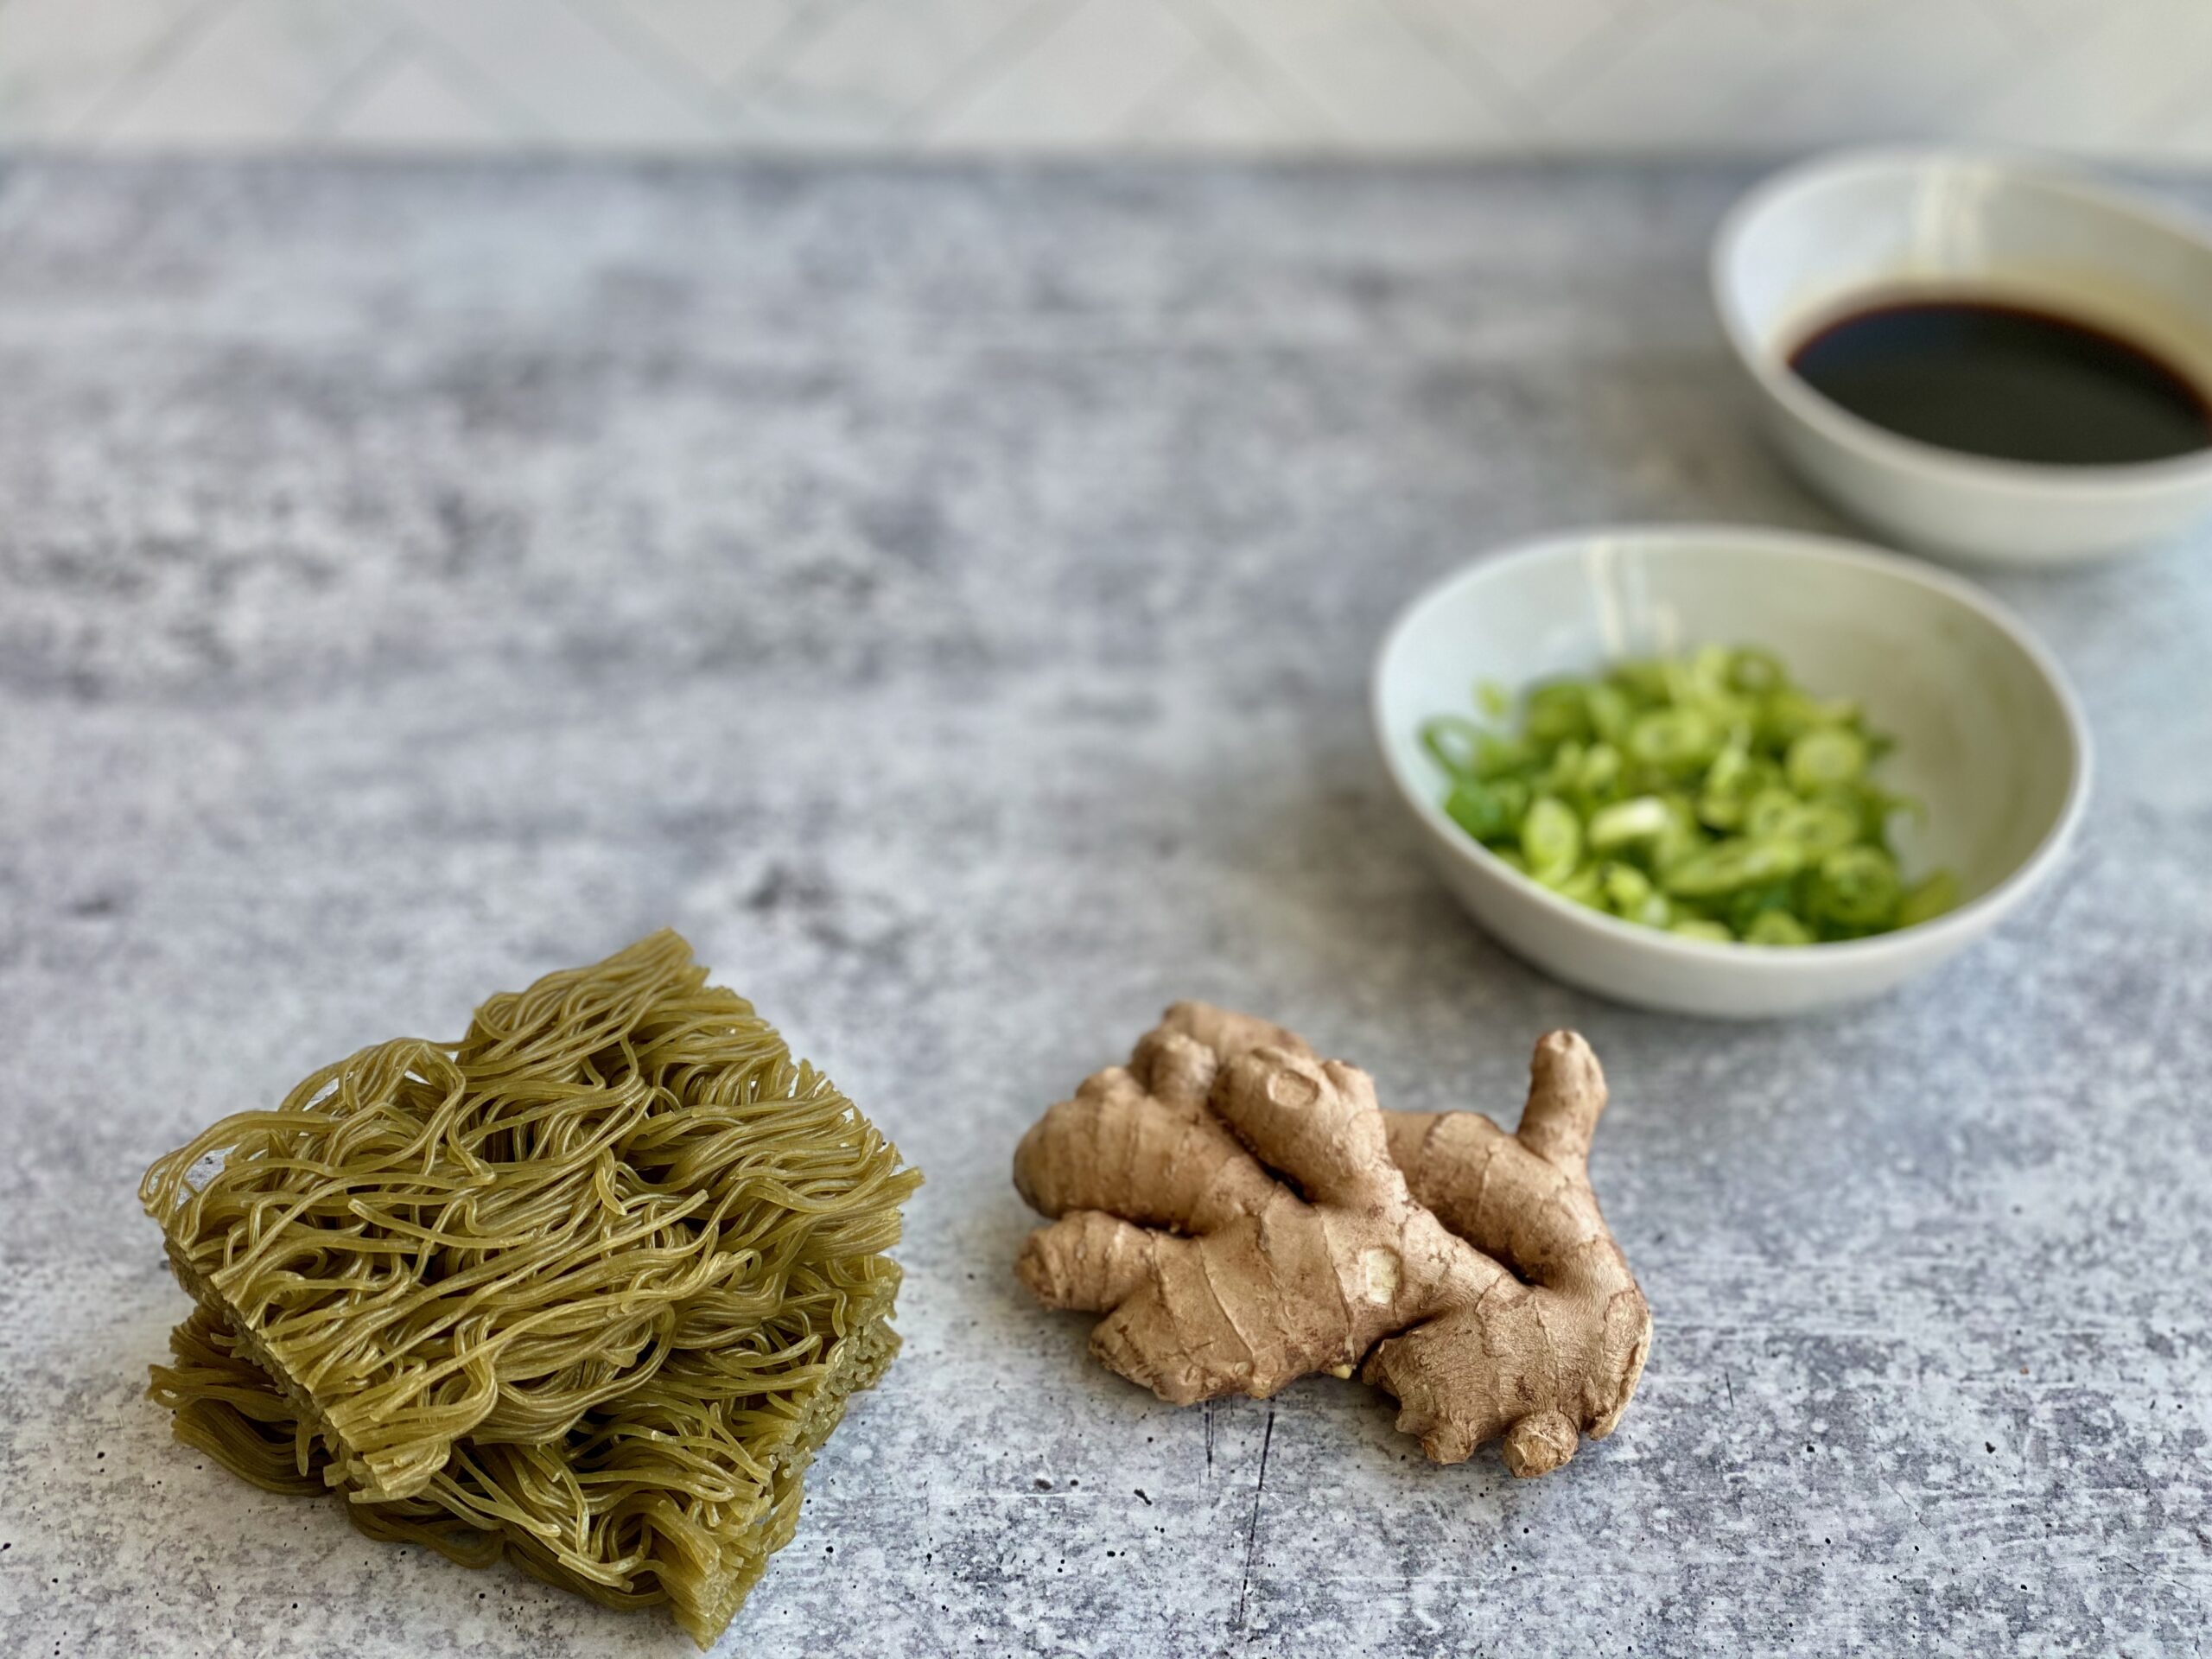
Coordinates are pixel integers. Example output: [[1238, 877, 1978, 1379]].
[[1713, 148, 2212, 567], [1371, 526, 2090, 1018]]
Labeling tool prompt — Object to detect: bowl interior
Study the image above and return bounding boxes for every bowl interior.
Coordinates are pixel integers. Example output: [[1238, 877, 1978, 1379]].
[[1718, 153, 2212, 393], [1376, 531, 2082, 909]]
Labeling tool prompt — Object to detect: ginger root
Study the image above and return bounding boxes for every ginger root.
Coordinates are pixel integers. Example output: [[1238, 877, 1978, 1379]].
[[1012, 1004, 1650, 1475]]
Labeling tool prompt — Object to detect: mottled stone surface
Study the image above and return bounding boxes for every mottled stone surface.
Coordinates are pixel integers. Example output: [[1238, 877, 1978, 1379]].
[[0, 158, 2207, 1657]]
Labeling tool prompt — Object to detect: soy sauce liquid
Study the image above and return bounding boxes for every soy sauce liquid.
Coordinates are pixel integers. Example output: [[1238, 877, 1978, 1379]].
[[1788, 298, 2212, 466]]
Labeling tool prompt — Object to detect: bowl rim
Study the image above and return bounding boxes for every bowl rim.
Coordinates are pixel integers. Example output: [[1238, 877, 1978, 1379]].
[[1369, 523, 2094, 973], [1711, 144, 2212, 499]]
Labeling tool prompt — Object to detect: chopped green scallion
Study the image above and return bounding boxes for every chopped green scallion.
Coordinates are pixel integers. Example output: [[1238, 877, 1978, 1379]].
[[1421, 645, 1956, 947]]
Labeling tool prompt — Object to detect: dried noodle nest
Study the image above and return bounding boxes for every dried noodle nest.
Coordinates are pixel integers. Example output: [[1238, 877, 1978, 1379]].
[[140, 930, 919, 1645]]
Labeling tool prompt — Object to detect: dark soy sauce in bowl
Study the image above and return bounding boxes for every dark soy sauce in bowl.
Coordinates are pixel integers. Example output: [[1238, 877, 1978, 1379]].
[[1788, 298, 2212, 466]]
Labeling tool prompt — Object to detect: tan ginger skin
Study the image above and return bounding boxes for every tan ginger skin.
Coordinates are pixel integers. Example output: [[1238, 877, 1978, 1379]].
[[1012, 1004, 1651, 1476]]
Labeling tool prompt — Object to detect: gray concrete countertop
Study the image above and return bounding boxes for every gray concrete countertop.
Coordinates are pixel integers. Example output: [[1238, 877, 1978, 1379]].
[[0, 159, 2206, 1658]]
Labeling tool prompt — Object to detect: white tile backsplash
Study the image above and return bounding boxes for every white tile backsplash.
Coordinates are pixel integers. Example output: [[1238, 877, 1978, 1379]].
[[378, 0, 728, 145], [599, 0, 803, 85], [326, 46, 531, 147], [926, 0, 1202, 146], [1957, 1, 2212, 149], [1124, 54, 1309, 148], [99, 0, 391, 147], [1412, 0, 1627, 94], [0, 0, 211, 140], [9, 0, 2212, 155], [1204, 0, 1519, 149], [770, 0, 1050, 131]]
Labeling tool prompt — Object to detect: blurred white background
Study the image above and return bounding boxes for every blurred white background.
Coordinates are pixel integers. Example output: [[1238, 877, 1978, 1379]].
[[3, 0, 2210, 156]]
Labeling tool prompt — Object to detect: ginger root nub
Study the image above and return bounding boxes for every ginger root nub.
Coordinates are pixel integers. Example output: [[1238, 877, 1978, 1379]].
[[1012, 1006, 1650, 1474]]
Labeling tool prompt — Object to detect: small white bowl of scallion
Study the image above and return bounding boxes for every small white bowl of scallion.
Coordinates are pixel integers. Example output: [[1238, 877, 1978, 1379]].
[[1370, 525, 2088, 1018]]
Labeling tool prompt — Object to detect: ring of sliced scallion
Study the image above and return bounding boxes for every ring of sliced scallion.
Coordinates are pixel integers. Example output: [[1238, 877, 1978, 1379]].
[[1420, 645, 1957, 944]]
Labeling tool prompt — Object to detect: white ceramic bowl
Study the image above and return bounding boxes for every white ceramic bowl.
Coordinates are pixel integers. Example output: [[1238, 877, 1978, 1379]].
[[1713, 148, 2212, 566], [1371, 525, 2090, 1018]]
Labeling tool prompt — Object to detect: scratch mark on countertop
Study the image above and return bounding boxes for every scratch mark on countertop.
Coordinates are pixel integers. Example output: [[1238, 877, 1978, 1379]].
[[1232, 1404, 1275, 1637]]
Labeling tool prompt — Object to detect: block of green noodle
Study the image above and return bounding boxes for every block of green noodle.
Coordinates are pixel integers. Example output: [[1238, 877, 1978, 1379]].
[[140, 931, 920, 1645]]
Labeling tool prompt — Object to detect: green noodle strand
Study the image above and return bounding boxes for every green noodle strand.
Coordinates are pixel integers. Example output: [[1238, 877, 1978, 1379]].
[[143, 930, 919, 1646]]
